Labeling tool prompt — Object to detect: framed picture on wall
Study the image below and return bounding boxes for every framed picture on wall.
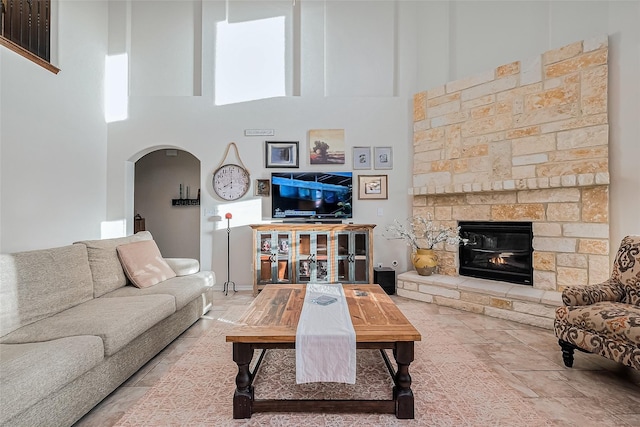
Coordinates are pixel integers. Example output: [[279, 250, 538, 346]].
[[265, 141, 299, 168], [358, 174, 388, 200], [309, 129, 345, 165], [352, 146, 371, 170], [374, 146, 393, 169], [254, 179, 270, 196]]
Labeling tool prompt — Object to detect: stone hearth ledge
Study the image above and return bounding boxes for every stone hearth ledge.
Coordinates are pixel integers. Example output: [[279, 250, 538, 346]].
[[397, 271, 562, 329], [409, 172, 609, 196]]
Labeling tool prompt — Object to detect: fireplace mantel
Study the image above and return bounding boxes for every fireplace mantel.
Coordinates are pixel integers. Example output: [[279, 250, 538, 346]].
[[409, 172, 609, 196]]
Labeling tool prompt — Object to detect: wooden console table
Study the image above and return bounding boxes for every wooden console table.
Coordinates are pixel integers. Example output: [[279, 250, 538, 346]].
[[250, 224, 376, 295]]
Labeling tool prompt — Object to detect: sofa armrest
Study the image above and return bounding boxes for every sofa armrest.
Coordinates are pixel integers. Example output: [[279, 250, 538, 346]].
[[164, 258, 200, 276], [561, 279, 626, 306]]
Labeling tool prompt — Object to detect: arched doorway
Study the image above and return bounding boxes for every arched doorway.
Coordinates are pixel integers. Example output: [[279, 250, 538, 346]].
[[134, 149, 200, 260]]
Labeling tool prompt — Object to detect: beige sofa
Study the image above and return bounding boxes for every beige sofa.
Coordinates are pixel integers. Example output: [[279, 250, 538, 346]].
[[554, 235, 640, 370], [0, 232, 215, 426]]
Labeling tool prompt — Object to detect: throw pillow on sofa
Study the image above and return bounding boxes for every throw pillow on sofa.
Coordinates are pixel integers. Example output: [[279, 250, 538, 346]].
[[117, 240, 176, 288], [77, 231, 153, 297]]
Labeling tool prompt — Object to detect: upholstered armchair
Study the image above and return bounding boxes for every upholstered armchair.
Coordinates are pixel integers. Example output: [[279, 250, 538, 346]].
[[554, 235, 640, 370]]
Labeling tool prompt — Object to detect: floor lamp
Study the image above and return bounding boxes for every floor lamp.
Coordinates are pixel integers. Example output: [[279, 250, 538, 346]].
[[222, 212, 236, 296]]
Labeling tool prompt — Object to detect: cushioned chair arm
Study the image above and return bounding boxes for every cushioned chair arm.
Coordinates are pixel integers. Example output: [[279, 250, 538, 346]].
[[561, 279, 625, 306], [164, 258, 200, 276]]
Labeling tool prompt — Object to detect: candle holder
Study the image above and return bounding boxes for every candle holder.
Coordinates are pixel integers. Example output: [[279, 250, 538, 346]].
[[223, 212, 236, 296]]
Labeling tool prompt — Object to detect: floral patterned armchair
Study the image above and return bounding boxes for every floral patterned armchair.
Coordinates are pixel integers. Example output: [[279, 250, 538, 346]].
[[554, 235, 640, 370]]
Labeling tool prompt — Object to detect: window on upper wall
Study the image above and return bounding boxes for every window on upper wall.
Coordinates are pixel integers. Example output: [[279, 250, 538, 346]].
[[214, 1, 294, 106], [215, 16, 287, 105], [1, 0, 59, 73]]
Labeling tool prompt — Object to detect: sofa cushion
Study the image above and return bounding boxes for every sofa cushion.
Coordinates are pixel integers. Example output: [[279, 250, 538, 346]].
[[0, 244, 94, 338], [117, 240, 176, 288], [103, 271, 215, 311], [76, 231, 153, 297], [165, 258, 200, 276], [0, 295, 175, 356], [0, 336, 104, 425], [555, 301, 640, 346]]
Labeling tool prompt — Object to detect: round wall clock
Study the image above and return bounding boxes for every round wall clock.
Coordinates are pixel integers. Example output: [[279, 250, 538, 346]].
[[213, 163, 250, 201], [212, 142, 251, 201]]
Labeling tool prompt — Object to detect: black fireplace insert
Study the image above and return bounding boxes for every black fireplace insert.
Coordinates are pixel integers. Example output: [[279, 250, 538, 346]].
[[458, 221, 533, 285]]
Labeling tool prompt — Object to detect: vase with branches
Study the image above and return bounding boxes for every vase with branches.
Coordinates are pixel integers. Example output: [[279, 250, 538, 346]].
[[384, 213, 466, 275]]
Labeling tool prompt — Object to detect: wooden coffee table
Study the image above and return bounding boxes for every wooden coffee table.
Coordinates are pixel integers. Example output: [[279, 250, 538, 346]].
[[225, 284, 422, 419]]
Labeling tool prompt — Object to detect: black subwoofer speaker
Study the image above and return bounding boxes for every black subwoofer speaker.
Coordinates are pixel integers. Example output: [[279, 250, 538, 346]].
[[374, 267, 396, 295]]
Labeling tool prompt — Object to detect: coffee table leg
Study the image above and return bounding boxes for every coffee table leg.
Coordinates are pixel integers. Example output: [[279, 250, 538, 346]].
[[393, 341, 415, 419], [232, 343, 254, 419]]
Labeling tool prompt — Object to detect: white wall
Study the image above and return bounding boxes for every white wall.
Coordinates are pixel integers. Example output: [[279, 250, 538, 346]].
[[1, 0, 108, 252], [130, 1, 197, 97], [324, 1, 396, 96], [1, 1, 638, 288], [606, 1, 640, 249]]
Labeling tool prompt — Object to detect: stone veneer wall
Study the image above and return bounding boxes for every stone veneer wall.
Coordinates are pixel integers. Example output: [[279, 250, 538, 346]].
[[409, 36, 610, 293]]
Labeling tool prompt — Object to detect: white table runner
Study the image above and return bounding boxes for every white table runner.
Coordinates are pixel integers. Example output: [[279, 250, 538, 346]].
[[295, 283, 356, 384]]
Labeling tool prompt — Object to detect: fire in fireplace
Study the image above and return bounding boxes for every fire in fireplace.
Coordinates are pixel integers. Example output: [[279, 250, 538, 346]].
[[458, 221, 533, 285]]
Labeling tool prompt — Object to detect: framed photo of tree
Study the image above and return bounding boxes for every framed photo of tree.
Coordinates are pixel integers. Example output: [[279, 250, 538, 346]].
[[309, 129, 345, 164]]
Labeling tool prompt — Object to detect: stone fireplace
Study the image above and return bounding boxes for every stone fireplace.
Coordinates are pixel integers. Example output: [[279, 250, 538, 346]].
[[397, 36, 610, 329]]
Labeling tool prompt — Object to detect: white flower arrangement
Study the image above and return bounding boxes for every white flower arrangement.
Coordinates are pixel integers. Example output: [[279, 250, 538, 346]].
[[384, 213, 467, 250]]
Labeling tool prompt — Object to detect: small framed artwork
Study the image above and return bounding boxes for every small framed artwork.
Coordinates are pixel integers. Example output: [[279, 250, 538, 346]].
[[374, 146, 393, 169], [358, 174, 388, 200], [265, 141, 299, 168], [255, 179, 270, 196], [309, 129, 345, 165], [352, 146, 371, 170]]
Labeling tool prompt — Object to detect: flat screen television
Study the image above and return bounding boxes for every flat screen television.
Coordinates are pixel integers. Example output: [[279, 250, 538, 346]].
[[271, 172, 353, 221]]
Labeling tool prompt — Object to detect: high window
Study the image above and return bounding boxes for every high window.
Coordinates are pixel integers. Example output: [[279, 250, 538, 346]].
[[215, 16, 287, 105]]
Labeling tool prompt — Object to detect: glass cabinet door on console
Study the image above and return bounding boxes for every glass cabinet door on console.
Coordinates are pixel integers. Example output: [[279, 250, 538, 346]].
[[296, 232, 331, 283], [256, 231, 292, 286], [335, 231, 369, 283], [251, 224, 375, 295]]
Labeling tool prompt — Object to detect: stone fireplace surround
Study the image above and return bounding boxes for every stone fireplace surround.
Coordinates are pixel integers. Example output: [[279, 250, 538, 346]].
[[397, 36, 610, 329]]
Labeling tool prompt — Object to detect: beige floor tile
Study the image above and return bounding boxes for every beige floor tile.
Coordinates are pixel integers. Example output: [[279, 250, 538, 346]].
[[132, 361, 176, 387], [73, 387, 149, 427], [476, 328, 526, 344], [481, 342, 564, 371], [505, 327, 561, 352], [455, 312, 522, 330], [509, 370, 588, 398], [614, 413, 640, 425], [529, 397, 622, 426]]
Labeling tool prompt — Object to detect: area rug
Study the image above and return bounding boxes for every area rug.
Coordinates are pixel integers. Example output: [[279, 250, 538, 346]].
[[114, 301, 553, 426]]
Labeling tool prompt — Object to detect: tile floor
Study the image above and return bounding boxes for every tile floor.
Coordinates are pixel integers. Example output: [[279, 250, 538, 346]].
[[74, 290, 640, 426]]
